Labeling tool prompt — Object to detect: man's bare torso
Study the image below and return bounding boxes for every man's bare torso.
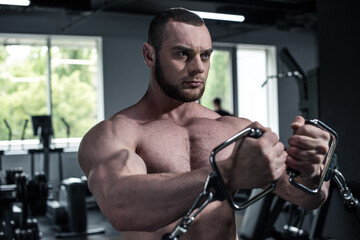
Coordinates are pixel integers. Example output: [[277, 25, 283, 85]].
[[115, 103, 248, 240]]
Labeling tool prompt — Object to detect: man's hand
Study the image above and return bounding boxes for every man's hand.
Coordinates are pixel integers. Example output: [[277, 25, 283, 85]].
[[226, 121, 287, 191], [286, 116, 331, 180]]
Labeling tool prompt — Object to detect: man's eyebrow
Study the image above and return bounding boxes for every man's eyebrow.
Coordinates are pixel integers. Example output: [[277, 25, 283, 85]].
[[203, 48, 214, 54], [172, 45, 194, 52], [172, 45, 213, 54]]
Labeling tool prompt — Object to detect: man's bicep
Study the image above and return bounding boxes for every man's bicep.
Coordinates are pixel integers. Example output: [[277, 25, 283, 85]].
[[80, 147, 147, 184], [84, 142, 147, 198], [102, 148, 147, 176]]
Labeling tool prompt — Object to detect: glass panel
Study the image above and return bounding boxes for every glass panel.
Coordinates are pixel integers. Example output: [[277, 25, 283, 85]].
[[0, 35, 101, 148], [0, 39, 47, 141], [201, 49, 233, 115], [237, 48, 268, 123], [50, 38, 99, 139], [236, 45, 278, 134]]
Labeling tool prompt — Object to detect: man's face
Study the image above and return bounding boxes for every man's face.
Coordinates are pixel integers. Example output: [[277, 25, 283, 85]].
[[154, 21, 213, 102]]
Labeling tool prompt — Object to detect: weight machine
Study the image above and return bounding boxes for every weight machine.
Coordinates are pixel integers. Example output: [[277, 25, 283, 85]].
[[30, 115, 105, 238]]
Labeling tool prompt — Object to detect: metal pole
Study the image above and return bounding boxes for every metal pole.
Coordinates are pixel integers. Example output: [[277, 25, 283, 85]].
[[46, 38, 52, 115]]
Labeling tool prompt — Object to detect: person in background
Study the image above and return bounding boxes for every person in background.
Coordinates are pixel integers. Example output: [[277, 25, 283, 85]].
[[213, 97, 231, 116]]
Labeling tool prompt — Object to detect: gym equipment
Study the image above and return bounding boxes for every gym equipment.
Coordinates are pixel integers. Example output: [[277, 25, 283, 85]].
[[60, 117, 71, 148], [209, 128, 276, 210], [162, 127, 271, 240], [20, 119, 28, 150], [262, 47, 318, 120], [28, 148, 64, 180], [0, 151, 4, 181], [287, 119, 338, 194], [46, 177, 105, 238], [29, 115, 105, 238], [0, 168, 48, 240], [284, 121, 360, 239], [31, 115, 53, 150], [240, 121, 359, 240], [31, 115, 53, 180], [3, 119, 12, 151]]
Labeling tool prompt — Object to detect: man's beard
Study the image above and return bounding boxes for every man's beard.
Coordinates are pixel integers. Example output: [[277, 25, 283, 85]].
[[154, 57, 205, 102]]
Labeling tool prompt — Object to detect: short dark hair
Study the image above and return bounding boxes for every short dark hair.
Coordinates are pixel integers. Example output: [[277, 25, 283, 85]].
[[213, 97, 221, 105], [147, 7, 205, 53]]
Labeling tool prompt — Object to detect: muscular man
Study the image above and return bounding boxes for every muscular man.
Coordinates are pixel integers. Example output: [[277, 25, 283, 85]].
[[78, 8, 330, 240]]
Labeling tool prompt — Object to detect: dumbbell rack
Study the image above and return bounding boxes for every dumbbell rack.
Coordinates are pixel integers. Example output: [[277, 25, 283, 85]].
[[0, 169, 47, 240]]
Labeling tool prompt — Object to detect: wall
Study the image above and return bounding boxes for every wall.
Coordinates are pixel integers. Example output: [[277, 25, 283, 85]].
[[318, 1, 360, 239], [0, 8, 318, 184]]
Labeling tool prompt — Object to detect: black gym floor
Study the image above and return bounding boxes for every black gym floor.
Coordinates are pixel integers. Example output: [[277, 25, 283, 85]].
[[37, 207, 122, 240]]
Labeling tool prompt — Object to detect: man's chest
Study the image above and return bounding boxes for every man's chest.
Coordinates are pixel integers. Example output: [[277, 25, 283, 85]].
[[136, 118, 239, 173]]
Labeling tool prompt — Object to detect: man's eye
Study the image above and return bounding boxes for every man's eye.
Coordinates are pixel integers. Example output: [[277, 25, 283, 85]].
[[201, 52, 212, 60], [201, 53, 210, 59], [178, 51, 188, 57]]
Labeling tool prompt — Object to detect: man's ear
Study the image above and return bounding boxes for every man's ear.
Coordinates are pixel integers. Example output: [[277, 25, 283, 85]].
[[143, 43, 155, 67]]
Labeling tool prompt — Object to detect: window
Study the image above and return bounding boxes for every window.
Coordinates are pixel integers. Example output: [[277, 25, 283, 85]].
[[237, 45, 278, 133], [201, 44, 278, 133], [201, 48, 234, 114], [0, 34, 102, 150]]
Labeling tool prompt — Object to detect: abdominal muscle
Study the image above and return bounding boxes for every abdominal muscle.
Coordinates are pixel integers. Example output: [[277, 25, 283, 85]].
[[121, 201, 239, 240]]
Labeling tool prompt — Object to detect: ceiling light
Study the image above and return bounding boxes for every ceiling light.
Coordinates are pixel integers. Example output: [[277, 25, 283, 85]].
[[191, 11, 245, 23], [0, 0, 30, 6]]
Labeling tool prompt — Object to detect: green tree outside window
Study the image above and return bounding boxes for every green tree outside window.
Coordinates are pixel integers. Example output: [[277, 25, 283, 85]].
[[0, 36, 100, 142]]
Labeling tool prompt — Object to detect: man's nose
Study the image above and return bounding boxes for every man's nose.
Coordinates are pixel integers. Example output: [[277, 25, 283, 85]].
[[188, 55, 205, 75]]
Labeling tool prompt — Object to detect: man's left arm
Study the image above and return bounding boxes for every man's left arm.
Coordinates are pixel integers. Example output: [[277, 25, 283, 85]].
[[274, 116, 331, 209]]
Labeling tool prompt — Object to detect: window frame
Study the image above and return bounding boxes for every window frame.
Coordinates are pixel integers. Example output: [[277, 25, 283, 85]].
[[0, 33, 104, 152], [210, 42, 279, 134]]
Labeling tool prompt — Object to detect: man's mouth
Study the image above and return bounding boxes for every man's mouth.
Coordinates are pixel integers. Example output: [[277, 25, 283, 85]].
[[184, 78, 204, 88], [185, 81, 202, 87]]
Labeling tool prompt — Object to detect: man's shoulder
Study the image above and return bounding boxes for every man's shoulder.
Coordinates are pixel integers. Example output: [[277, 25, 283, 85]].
[[93, 113, 141, 139], [80, 113, 140, 154], [82, 107, 140, 139], [109, 111, 139, 125]]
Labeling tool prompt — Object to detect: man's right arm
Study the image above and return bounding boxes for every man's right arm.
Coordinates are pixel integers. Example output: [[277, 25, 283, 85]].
[[78, 118, 211, 232]]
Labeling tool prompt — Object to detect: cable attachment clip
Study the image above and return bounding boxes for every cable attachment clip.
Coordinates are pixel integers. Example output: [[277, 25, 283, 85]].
[[332, 168, 360, 212]]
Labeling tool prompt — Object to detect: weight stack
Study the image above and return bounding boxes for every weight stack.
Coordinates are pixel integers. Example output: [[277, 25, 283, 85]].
[[58, 178, 87, 233]]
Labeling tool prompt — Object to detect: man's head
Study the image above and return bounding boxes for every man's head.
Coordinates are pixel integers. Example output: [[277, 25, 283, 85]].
[[143, 8, 212, 102], [148, 7, 205, 54]]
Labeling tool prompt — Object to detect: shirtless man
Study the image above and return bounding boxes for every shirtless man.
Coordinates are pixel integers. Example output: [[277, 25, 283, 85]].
[[78, 8, 330, 240]]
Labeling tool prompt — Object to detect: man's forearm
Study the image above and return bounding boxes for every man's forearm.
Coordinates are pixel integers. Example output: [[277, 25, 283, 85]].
[[274, 174, 329, 209], [89, 167, 212, 231]]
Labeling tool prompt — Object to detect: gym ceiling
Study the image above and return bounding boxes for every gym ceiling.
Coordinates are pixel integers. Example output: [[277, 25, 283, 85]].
[[0, 0, 317, 35]]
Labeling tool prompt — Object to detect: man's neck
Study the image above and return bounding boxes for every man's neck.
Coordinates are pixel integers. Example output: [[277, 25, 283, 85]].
[[137, 86, 200, 124]]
